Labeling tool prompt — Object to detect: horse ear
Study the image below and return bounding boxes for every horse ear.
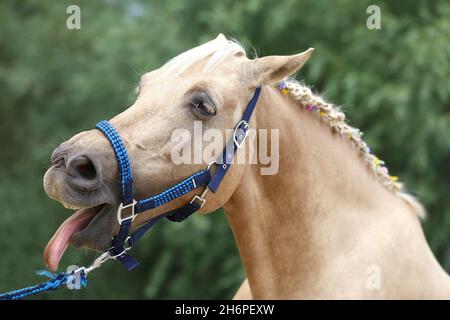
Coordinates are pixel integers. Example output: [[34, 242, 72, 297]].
[[248, 48, 314, 85], [216, 33, 226, 40]]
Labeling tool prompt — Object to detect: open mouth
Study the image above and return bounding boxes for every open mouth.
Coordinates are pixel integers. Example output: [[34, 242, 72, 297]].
[[44, 203, 109, 271]]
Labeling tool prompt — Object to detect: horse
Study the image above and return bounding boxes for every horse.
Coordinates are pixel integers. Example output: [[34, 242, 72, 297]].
[[43, 34, 450, 299]]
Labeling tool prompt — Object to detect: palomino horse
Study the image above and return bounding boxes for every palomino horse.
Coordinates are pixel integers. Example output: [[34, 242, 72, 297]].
[[43, 34, 450, 299]]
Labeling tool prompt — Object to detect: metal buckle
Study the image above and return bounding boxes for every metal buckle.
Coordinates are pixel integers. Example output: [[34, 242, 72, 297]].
[[190, 195, 206, 208], [189, 187, 209, 209], [117, 199, 137, 225], [233, 120, 249, 149]]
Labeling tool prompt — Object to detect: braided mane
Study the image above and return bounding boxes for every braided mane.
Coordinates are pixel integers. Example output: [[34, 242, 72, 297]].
[[277, 79, 425, 218]]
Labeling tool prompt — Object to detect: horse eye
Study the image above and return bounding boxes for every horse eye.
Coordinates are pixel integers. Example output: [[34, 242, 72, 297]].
[[193, 101, 216, 116], [189, 93, 217, 118]]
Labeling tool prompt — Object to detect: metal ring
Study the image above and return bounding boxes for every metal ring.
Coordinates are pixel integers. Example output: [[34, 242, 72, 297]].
[[124, 236, 132, 251], [207, 160, 216, 171]]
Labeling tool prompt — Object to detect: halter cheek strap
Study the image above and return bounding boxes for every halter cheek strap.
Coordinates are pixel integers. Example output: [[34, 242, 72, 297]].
[[95, 86, 261, 271]]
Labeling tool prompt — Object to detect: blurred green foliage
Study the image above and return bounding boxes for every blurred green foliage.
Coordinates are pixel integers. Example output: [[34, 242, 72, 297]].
[[0, 0, 449, 299]]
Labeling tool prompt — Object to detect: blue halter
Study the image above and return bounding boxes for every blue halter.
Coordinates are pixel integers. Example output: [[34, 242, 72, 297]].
[[0, 87, 261, 300], [95, 87, 262, 271]]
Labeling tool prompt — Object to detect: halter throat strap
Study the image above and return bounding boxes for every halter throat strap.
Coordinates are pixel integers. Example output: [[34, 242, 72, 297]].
[[95, 86, 261, 271]]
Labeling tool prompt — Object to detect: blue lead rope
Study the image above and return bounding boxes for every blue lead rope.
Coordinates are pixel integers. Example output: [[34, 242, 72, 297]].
[[0, 270, 87, 300]]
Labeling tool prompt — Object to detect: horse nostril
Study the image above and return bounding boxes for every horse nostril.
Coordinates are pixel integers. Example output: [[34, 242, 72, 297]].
[[77, 163, 96, 180], [69, 156, 97, 180]]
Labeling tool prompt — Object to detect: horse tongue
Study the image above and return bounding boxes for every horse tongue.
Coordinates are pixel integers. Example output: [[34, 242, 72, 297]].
[[44, 208, 98, 271]]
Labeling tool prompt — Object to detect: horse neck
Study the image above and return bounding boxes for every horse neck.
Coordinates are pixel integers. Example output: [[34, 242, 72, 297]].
[[223, 85, 420, 298]]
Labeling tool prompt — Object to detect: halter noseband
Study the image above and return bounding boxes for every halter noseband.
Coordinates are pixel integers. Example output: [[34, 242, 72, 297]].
[[95, 87, 261, 271]]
